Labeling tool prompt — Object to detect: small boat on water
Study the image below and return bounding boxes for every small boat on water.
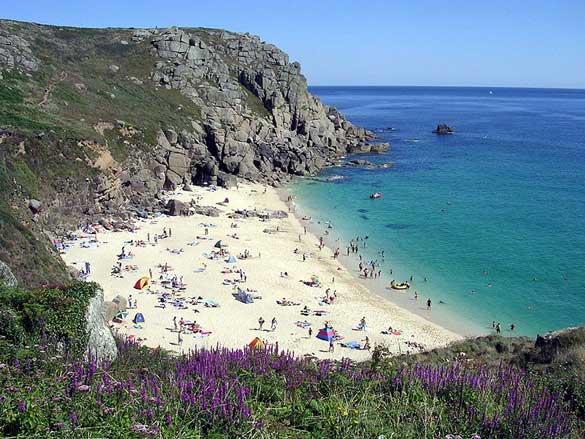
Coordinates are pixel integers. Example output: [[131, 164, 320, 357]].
[[370, 192, 382, 199], [390, 280, 410, 290]]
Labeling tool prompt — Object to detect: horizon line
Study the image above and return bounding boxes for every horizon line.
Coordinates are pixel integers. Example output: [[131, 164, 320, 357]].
[[308, 84, 585, 91]]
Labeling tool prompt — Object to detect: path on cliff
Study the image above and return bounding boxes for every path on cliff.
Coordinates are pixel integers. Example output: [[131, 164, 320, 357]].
[[38, 71, 68, 107]]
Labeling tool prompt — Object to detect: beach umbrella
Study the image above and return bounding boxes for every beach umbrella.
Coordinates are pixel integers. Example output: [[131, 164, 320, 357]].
[[214, 240, 223, 248], [226, 255, 238, 264], [134, 276, 150, 290], [248, 337, 265, 349]]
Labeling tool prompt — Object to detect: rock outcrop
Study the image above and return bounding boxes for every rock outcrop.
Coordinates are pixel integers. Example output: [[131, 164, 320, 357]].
[[0, 29, 40, 72], [85, 287, 118, 362], [433, 124, 454, 134], [0, 260, 18, 287], [145, 26, 376, 187]]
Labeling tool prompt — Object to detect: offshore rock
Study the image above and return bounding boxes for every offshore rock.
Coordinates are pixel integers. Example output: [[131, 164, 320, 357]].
[[433, 123, 455, 134]]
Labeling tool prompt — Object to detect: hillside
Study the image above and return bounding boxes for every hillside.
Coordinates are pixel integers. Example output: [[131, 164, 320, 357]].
[[0, 19, 380, 286], [1, 282, 584, 438]]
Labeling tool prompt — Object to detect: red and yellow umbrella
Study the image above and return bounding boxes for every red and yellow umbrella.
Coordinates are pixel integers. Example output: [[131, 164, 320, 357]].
[[248, 337, 265, 350], [134, 276, 150, 290]]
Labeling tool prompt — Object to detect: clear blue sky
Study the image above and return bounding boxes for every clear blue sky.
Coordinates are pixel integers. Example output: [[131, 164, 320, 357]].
[[4, 0, 584, 88]]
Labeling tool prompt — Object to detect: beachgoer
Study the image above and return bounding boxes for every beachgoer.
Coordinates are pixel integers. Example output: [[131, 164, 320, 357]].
[[258, 317, 265, 330], [178, 329, 183, 345], [329, 339, 334, 352], [360, 317, 366, 330], [85, 261, 91, 274], [308, 327, 313, 337], [173, 316, 177, 331], [363, 336, 371, 350], [427, 298, 432, 310], [271, 317, 277, 331], [496, 323, 501, 334], [510, 324, 515, 331], [414, 291, 418, 301], [149, 268, 153, 279]]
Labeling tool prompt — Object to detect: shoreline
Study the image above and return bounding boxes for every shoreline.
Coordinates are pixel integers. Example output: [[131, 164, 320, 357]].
[[284, 177, 494, 338], [60, 183, 462, 360], [279, 183, 477, 339]]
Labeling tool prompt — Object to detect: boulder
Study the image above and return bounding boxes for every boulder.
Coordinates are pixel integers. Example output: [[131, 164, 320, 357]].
[[192, 205, 220, 217], [85, 288, 118, 362], [112, 294, 128, 311], [28, 199, 42, 213], [166, 199, 189, 216], [217, 171, 237, 189], [369, 142, 390, 153], [108, 64, 120, 73], [433, 123, 454, 134]]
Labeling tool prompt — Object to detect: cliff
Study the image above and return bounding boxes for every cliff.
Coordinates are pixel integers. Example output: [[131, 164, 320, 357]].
[[0, 19, 376, 286]]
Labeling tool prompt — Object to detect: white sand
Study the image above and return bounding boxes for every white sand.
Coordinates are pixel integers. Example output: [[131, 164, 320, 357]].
[[61, 183, 461, 360]]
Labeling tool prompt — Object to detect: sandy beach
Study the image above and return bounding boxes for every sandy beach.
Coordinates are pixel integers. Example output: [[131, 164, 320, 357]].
[[61, 183, 461, 360]]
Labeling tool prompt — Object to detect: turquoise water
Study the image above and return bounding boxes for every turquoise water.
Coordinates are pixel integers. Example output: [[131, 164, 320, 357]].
[[291, 86, 585, 337]]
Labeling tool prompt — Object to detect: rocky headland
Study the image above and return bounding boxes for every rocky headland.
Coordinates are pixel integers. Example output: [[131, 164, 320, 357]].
[[0, 19, 383, 286]]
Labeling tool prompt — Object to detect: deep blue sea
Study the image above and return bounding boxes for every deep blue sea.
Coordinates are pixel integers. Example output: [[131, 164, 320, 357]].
[[290, 86, 585, 337]]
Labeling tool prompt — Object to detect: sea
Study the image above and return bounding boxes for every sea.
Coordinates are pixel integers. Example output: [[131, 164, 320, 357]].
[[290, 86, 585, 337]]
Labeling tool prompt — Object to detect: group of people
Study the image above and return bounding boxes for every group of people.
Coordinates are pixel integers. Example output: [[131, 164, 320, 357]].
[[258, 316, 278, 332], [492, 320, 515, 333]]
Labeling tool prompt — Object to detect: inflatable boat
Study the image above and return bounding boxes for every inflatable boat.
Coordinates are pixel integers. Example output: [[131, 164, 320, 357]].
[[370, 192, 382, 199], [390, 280, 410, 290]]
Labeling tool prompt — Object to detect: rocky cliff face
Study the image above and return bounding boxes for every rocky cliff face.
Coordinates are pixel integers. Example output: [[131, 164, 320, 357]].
[[0, 19, 381, 285]]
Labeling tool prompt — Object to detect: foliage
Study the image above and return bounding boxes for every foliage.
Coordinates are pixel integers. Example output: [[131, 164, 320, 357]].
[[0, 282, 98, 360], [0, 335, 581, 438]]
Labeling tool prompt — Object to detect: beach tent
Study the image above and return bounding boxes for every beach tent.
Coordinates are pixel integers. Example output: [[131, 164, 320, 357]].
[[316, 327, 336, 342], [134, 277, 150, 290], [133, 313, 145, 324], [214, 240, 224, 248], [226, 255, 238, 264], [235, 288, 254, 304], [249, 337, 265, 349]]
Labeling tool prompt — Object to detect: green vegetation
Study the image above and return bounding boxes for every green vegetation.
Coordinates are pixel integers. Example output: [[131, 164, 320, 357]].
[[0, 282, 98, 360], [0, 283, 584, 438]]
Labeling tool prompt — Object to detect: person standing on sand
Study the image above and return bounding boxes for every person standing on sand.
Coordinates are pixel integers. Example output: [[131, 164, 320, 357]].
[[149, 268, 153, 279], [308, 327, 313, 338], [173, 316, 177, 331], [427, 298, 432, 310], [178, 329, 183, 346], [329, 339, 334, 353], [271, 317, 277, 331], [258, 317, 265, 331]]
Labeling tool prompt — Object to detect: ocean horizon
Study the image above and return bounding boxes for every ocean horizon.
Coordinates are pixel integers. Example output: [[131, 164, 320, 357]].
[[291, 85, 585, 337]]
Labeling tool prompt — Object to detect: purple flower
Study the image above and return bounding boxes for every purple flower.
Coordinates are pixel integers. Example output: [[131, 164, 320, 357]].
[[18, 400, 26, 413], [70, 411, 78, 428]]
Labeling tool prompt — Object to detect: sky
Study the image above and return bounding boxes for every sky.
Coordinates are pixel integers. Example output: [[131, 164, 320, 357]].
[[3, 0, 585, 88]]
